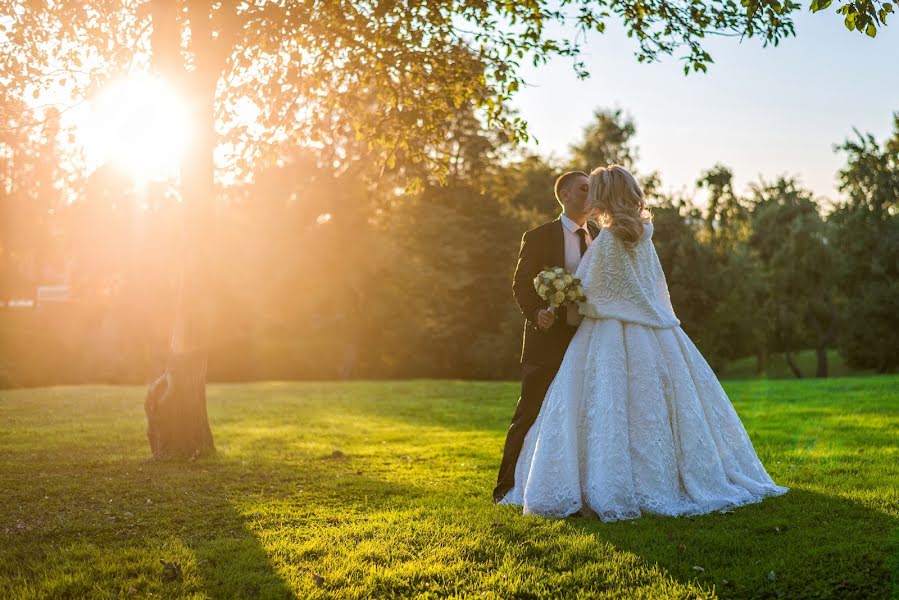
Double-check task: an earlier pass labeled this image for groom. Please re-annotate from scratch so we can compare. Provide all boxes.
[493,171,599,503]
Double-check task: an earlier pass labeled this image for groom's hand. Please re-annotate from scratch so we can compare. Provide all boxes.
[536,308,555,330]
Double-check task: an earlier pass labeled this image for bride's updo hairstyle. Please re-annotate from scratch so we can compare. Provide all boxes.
[587,164,650,248]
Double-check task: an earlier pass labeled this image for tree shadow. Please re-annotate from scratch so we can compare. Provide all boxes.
[0,450,424,598]
[562,488,897,599]
[4,382,895,598]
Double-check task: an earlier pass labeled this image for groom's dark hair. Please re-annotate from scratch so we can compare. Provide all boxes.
[554,171,589,205]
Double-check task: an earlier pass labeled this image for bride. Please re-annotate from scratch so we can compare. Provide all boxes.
[499,165,788,521]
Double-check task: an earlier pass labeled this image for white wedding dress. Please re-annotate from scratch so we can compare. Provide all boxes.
[500,222,788,521]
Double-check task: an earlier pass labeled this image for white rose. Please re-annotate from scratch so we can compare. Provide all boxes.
[552,291,565,305]
[539,285,550,296]
[545,271,557,281]
[553,279,565,290]
[554,267,564,275]
[566,289,577,301]
[563,273,573,285]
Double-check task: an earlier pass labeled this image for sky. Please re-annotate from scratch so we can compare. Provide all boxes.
[511,10,899,205]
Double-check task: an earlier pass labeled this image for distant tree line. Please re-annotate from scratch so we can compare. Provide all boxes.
[1,107,896,386]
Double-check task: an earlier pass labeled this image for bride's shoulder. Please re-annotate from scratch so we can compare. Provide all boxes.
[643,221,654,239]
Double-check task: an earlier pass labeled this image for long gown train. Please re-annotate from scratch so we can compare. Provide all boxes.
[500,223,788,520]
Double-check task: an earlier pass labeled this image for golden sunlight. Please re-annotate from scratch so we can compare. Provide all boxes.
[80,74,191,182]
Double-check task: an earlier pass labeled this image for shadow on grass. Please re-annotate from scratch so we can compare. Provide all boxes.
[562,487,898,599]
[3,380,897,598]
[0,451,423,599]
[3,449,896,599]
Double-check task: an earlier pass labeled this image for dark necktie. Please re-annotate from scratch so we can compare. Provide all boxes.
[576,228,588,258]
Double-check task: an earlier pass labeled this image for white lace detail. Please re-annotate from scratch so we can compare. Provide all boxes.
[501,224,788,520]
[576,223,680,328]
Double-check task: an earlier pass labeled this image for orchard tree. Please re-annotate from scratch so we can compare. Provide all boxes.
[569,108,638,171]
[750,177,837,378]
[498,153,561,221]
[1,0,890,458]
[830,115,899,372]
[697,164,750,248]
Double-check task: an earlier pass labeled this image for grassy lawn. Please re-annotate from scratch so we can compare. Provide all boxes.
[1,377,897,599]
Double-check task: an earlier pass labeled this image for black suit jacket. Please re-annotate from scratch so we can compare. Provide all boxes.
[512,218,600,367]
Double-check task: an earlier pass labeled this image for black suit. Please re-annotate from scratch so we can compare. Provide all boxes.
[493,217,600,502]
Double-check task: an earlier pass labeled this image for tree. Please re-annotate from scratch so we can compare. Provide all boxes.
[494,153,561,221]
[750,177,838,378]
[697,164,749,248]
[650,197,723,365]
[830,115,899,372]
[3,0,888,458]
[569,109,638,171]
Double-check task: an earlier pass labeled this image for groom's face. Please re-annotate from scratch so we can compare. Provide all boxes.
[563,175,590,214]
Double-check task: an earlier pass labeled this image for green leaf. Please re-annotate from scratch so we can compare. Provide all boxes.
[865,23,877,36]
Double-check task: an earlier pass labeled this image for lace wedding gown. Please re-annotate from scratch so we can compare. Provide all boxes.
[500,223,788,521]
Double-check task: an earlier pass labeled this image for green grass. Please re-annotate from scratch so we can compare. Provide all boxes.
[720,350,874,380]
[1,377,897,599]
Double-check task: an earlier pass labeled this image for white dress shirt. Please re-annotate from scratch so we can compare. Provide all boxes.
[559,213,593,325]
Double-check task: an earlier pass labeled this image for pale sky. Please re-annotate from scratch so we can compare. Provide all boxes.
[512,10,899,205]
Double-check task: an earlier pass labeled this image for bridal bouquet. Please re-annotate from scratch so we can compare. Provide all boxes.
[533,267,586,312]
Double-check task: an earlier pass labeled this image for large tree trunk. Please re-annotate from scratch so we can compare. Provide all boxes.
[144,0,220,459]
[145,348,214,458]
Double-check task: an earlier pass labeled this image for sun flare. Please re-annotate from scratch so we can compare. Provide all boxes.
[80,74,191,182]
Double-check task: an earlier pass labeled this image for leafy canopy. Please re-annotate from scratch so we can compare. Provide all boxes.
[1,0,890,182]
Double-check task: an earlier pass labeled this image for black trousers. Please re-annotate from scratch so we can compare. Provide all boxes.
[494,325,577,502]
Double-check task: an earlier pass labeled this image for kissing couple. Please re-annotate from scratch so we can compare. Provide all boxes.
[493,166,788,521]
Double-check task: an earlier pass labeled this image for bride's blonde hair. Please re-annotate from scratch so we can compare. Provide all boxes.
[587,165,651,247]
